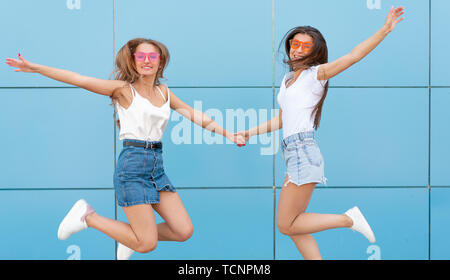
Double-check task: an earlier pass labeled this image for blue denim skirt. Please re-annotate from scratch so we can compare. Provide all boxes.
[281,131,327,187]
[113,139,176,207]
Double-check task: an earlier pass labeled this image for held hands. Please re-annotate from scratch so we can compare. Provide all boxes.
[234,130,251,147]
[5,53,38,73]
[226,131,247,147]
[384,6,405,33]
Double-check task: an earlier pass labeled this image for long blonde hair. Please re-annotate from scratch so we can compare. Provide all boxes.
[111,38,170,128]
[113,37,170,85]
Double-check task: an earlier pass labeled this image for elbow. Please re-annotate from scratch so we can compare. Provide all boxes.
[348,52,362,64]
[77,75,90,89]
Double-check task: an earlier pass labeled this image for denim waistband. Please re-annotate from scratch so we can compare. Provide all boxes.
[282,131,314,147]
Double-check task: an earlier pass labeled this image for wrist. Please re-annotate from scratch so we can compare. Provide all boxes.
[248,129,256,138]
[224,130,233,139]
[31,63,42,73]
[380,25,391,36]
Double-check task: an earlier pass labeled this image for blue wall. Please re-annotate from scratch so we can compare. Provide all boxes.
[0,0,448,260]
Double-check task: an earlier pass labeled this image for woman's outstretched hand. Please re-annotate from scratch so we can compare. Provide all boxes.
[384,6,405,33]
[5,53,38,73]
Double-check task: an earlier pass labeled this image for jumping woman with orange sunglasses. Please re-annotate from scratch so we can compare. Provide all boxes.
[237,6,404,259]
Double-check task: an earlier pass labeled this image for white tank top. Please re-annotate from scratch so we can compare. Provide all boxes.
[277,65,328,139]
[116,84,171,142]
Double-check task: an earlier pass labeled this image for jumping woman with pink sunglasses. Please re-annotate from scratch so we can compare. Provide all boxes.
[237,7,404,259]
[6,38,245,260]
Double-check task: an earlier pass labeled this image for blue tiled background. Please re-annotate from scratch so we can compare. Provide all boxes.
[1,0,447,260]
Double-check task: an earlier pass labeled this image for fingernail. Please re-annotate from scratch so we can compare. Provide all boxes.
[18,53,21,57]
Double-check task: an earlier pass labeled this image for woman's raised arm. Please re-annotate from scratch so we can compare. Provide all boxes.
[318,6,405,81]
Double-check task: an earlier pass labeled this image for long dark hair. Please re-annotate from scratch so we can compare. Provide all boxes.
[280,26,329,130]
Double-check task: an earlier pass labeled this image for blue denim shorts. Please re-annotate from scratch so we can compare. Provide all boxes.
[281,131,327,187]
[113,139,176,207]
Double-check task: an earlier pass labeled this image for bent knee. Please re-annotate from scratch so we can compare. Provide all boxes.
[277,222,292,236]
[135,239,157,253]
[175,225,194,242]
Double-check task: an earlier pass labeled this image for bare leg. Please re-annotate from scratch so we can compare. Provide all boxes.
[152,191,193,242]
[277,175,353,260]
[112,192,192,243]
[290,234,322,260]
[114,191,193,260]
[85,204,158,253]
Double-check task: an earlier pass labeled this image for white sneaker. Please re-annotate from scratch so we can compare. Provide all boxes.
[344,206,376,243]
[117,243,134,260]
[57,199,90,240]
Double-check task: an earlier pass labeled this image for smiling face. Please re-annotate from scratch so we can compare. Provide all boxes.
[289,33,314,61]
[133,43,161,76]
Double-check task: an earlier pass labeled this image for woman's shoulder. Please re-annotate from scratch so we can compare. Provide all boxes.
[112,83,133,99]
[158,83,169,91]
[157,84,171,100]
[306,64,322,73]
[306,65,328,87]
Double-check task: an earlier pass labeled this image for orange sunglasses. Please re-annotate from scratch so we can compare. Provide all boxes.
[290,39,313,52]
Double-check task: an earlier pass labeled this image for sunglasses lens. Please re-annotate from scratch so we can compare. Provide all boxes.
[134,53,145,61]
[303,43,312,51]
[291,40,300,49]
[149,53,159,60]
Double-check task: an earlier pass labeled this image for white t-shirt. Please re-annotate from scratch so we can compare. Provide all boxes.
[116,84,171,142]
[277,65,328,140]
